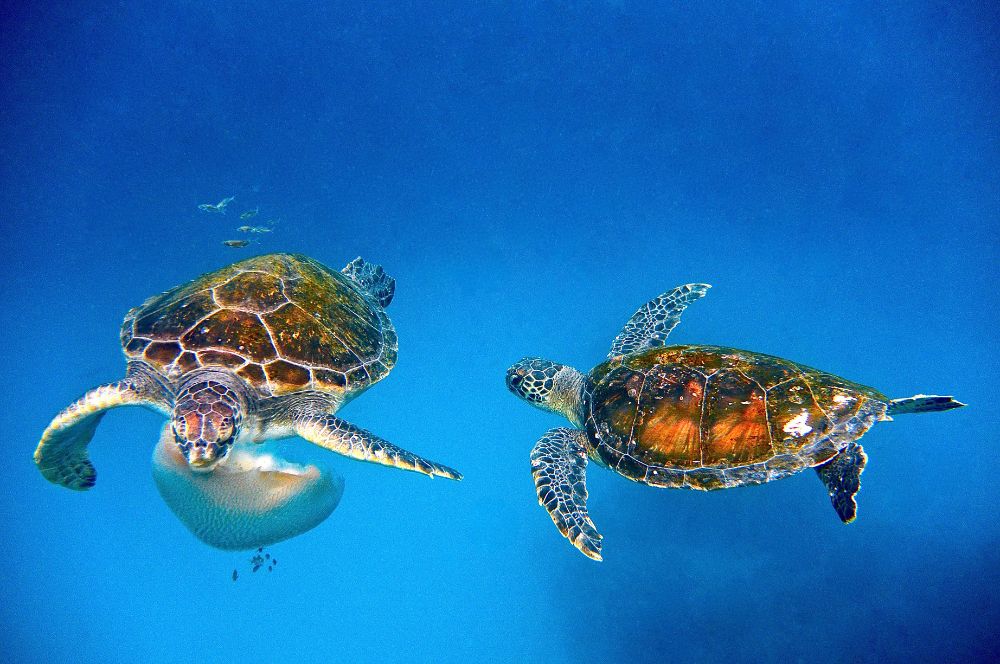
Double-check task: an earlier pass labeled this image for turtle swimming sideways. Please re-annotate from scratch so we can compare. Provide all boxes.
[35,253,462,548]
[506,284,965,561]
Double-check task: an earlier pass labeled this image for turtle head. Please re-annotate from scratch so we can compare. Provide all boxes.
[506,358,586,427]
[171,378,245,472]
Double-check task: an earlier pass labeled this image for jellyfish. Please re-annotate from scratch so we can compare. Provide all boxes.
[152,425,344,550]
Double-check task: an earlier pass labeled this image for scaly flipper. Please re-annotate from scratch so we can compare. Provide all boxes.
[608,283,711,358]
[815,442,867,523]
[35,377,169,490]
[530,427,603,561]
[341,256,396,307]
[294,413,462,480]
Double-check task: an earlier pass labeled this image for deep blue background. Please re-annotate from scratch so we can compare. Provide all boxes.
[1,2,997,662]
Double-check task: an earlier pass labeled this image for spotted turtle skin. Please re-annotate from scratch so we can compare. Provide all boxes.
[584,345,890,490]
[120,254,397,398]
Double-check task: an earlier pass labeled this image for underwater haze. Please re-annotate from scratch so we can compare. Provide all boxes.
[1,2,997,662]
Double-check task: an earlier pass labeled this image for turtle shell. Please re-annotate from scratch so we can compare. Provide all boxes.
[584,345,889,490]
[120,254,397,396]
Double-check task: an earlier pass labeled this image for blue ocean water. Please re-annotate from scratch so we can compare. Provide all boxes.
[1,2,997,662]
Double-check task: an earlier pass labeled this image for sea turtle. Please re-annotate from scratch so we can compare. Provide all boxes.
[505,284,965,561]
[36,253,461,544]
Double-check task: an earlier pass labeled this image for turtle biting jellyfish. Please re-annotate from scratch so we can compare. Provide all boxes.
[35,253,462,550]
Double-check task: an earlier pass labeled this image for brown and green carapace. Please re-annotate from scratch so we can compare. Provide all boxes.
[586,345,888,490]
[121,253,396,397]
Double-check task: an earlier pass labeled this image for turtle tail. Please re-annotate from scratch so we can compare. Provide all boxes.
[888,394,966,415]
[341,257,395,307]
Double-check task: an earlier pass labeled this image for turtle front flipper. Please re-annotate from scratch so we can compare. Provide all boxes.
[36,378,169,490]
[608,283,711,358]
[294,413,462,480]
[530,428,603,561]
[815,442,868,523]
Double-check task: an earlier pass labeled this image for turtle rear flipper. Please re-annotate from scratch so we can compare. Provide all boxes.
[815,442,867,523]
[35,379,168,490]
[608,283,711,358]
[341,256,395,307]
[889,394,966,415]
[530,428,603,561]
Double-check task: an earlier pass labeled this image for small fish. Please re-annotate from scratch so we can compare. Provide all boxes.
[198,196,235,214]
[252,564,261,573]
[236,225,253,232]
[239,207,259,220]
[232,569,238,582]
[223,239,250,248]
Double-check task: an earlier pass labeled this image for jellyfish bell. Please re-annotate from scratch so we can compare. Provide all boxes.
[152,425,344,550]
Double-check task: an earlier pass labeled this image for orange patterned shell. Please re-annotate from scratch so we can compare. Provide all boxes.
[120,254,396,397]
[585,345,888,489]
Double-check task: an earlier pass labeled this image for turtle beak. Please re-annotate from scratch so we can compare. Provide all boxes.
[172,425,230,472]
[186,446,221,472]
[505,362,528,395]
